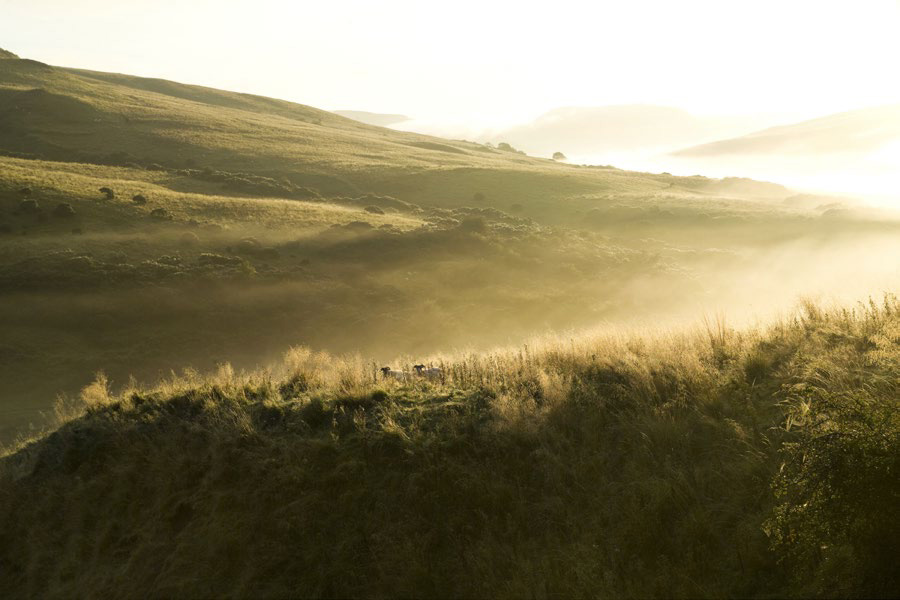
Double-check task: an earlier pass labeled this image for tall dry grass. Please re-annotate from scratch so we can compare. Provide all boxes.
[0,296,896,598]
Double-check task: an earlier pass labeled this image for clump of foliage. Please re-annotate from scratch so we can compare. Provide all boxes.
[99,186,115,200]
[766,299,900,598]
[495,141,525,155]
[52,202,75,217]
[132,194,147,205]
[552,151,567,160]
[183,168,320,200]
[17,198,39,214]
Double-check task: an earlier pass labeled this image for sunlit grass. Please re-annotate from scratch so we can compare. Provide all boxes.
[1,296,896,598]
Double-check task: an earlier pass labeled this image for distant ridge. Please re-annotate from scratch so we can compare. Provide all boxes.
[0,48,20,59]
[672,104,900,157]
[491,105,769,157]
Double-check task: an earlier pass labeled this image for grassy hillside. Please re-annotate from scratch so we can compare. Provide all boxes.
[4,151,899,442]
[0,46,897,598]
[334,110,410,127]
[2,48,900,443]
[0,51,791,218]
[1,297,897,598]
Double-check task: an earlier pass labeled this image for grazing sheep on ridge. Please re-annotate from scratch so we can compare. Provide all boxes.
[380,366,409,381]
[413,364,442,380]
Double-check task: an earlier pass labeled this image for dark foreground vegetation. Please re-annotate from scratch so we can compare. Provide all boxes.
[1,298,897,599]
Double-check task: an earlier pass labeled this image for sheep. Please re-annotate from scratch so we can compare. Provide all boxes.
[413,364,442,380]
[380,366,409,381]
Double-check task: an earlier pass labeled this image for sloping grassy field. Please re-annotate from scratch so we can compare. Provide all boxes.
[1,298,897,598]
[0,47,898,598]
[3,48,900,443]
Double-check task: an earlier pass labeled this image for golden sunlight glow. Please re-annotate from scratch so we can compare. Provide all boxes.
[4,0,900,124]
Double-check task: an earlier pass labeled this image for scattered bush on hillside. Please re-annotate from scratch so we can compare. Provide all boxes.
[496,142,526,155]
[17,199,39,214]
[339,193,419,213]
[149,208,170,220]
[197,253,243,267]
[132,194,148,205]
[348,221,374,230]
[457,216,487,233]
[236,238,261,254]
[181,168,320,200]
[99,187,115,200]
[180,232,200,245]
[552,151,567,161]
[52,203,75,218]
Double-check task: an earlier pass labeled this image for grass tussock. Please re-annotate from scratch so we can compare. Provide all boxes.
[1,297,897,599]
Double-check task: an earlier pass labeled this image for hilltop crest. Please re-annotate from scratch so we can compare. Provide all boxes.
[0,48,20,59]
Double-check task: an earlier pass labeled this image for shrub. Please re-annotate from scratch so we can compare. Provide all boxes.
[149,208,170,220]
[198,253,242,267]
[457,216,487,233]
[53,203,76,218]
[497,142,525,154]
[552,151,567,160]
[768,378,900,597]
[180,232,200,245]
[18,199,39,214]
[132,194,148,205]
[236,238,261,254]
[99,187,115,200]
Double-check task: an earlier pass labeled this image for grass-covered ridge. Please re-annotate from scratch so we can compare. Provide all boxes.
[2,297,897,598]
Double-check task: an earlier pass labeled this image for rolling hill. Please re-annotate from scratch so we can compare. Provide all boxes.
[487,105,769,158]
[0,47,898,599]
[0,50,791,221]
[3,47,900,445]
[673,104,900,158]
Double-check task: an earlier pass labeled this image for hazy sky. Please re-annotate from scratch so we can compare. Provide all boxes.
[4,0,900,126]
